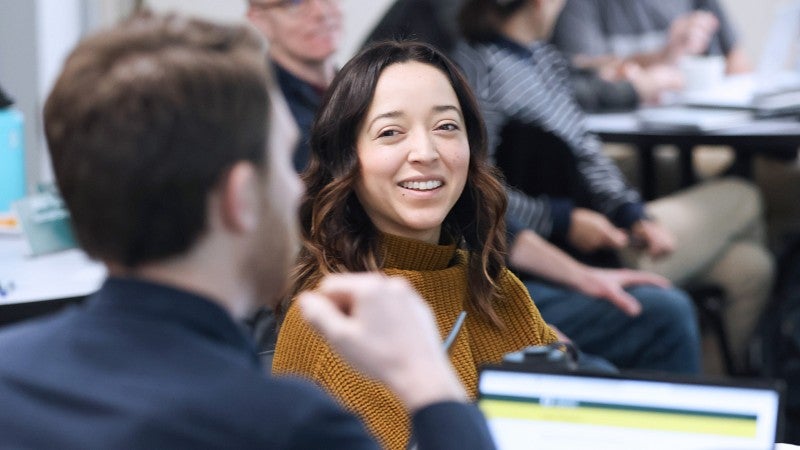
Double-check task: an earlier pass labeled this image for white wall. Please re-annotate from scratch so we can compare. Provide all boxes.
[145,0,247,22]
[338,0,394,60]
[0,0,84,190]
[35,0,84,185]
[721,0,792,64]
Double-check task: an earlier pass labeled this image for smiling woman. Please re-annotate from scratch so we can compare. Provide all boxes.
[354,61,470,245]
[272,40,558,450]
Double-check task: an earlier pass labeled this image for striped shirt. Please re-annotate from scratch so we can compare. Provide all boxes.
[452,36,644,238]
[551,0,737,60]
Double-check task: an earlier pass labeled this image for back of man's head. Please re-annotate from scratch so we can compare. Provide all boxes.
[44,13,269,268]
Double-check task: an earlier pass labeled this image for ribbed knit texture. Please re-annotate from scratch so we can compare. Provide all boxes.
[273,233,557,450]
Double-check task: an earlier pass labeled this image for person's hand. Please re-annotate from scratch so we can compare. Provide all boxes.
[298,273,466,412]
[568,208,629,253]
[622,63,685,104]
[573,54,626,81]
[547,323,572,343]
[667,11,719,61]
[631,219,675,258]
[574,267,672,316]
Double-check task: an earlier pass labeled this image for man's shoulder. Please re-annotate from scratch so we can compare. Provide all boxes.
[0,310,366,448]
[219,375,374,448]
[0,308,79,362]
[0,370,362,448]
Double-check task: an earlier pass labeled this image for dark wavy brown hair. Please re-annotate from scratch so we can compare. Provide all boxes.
[290,41,508,327]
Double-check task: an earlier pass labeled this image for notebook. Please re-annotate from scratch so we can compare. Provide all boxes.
[478,365,782,450]
[680,1,800,112]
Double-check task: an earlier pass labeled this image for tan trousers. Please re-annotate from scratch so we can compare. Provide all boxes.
[620,178,775,368]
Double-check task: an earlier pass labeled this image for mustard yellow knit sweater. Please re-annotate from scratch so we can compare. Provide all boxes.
[273,233,557,450]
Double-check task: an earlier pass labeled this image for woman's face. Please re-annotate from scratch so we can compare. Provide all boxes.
[354,61,470,244]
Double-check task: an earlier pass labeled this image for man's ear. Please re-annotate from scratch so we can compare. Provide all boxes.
[220,161,260,233]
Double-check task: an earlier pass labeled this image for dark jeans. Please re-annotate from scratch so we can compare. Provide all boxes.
[526,281,702,374]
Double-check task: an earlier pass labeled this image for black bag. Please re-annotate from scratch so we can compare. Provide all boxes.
[754,234,800,443]
[0,84,12,108]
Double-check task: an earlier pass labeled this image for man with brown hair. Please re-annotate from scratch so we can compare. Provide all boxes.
[0,13,494,449]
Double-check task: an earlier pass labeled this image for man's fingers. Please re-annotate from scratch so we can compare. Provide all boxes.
[313,273,387,310]
[298,291,354,341]
[317,273,384,294]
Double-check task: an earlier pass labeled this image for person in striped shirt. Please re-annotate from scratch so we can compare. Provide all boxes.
[453,0,772,373]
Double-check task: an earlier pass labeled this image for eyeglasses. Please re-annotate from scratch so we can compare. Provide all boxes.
[250,0,336,16]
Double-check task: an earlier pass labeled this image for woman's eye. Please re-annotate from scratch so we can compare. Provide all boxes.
[438,123,459,131]
[378,129,400,138]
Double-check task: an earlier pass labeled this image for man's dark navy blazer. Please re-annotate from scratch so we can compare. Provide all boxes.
[0,277,494,449]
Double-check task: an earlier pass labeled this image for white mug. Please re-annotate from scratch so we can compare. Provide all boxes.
[680,55,726,92]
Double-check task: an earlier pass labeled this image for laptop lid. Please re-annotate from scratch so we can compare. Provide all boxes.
[478,365,782,450]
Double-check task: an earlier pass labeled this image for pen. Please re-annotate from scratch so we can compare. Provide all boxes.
[406,311,467,450]
[443,311,467,353]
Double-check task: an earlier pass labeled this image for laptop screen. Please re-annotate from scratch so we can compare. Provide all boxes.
[478,367,781,450]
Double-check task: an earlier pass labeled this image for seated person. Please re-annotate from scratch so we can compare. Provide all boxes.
[551,0,750,108]
[273,40,557,450]
[0,14,494,449]
[551,0,800,252]
[551,0,750,109]
[452,0,772,371]
[361,0,675,111]
[552,0,750,75]
[245,0,341,172]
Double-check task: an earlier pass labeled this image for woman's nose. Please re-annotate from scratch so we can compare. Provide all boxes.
[407,131,439,163]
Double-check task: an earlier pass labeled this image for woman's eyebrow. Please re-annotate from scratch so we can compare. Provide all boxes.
[432,105,460,114]
[367,110,402,130]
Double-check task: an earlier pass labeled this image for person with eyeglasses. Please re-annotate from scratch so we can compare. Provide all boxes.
[246,0,341,173]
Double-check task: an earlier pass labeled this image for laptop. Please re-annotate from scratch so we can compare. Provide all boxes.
[680,1,800,113]
[478,365,783,450]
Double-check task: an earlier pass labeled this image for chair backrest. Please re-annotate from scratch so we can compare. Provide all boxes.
[246,308,278,371]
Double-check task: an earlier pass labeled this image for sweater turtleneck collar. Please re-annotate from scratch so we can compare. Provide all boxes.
[379,233,459,272]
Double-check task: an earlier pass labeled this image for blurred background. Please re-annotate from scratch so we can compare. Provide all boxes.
[0,0,790,193]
